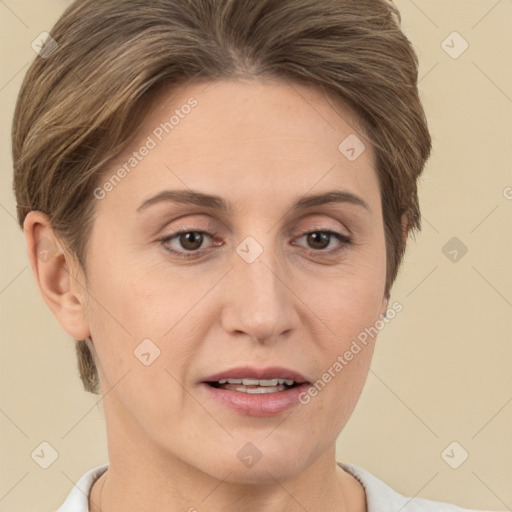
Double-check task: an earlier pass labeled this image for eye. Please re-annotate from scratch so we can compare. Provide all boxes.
[294,230,351,255]
[160,230,217,259]
[159,229,351,260]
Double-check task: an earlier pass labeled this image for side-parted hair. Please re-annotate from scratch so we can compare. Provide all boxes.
[12,0,432,394]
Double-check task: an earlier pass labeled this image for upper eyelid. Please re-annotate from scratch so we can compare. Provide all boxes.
[159,212,351,235]
[161,225,350,241]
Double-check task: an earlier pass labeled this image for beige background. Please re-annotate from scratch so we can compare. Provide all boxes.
[1,1,511,511]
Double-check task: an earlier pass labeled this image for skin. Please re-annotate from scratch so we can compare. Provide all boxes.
[24,78,395,512]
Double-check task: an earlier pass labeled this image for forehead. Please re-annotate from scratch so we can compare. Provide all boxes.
[95,78,379,216]
[145,77,370,152]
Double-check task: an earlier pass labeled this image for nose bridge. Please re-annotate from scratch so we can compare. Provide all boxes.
[223,230,297,342]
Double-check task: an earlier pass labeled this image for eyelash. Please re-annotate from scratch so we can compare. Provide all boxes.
[159,229,351,260]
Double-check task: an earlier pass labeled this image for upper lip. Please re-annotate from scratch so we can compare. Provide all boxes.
[202,366,310,384]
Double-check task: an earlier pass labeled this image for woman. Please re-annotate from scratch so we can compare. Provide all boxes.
[12,0,490,510]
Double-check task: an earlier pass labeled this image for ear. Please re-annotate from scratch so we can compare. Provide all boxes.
[400,211,409,253]
[380,211,409,318]
[23,210,91,340]
[380,295,389,319]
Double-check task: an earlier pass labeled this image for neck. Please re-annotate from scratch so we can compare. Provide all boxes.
[90,451,366,512]
[88,401,366,512]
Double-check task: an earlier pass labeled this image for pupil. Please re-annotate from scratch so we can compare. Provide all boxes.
[308,232,328,249]
[181,232,202,250]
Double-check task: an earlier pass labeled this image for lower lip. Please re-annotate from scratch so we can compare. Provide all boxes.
[200,382,311,417]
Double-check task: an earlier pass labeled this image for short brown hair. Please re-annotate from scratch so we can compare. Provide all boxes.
[12,0,432,394]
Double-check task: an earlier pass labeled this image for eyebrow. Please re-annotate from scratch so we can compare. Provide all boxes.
[136,189,370,213]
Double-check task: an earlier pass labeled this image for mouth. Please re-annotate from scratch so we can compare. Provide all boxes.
[202,365,310,393]
[200,366,311,416]
[205,378,301,394]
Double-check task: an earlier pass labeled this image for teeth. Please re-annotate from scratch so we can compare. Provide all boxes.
[242,378,261,386]
[233,385,285,394]
[259,379,279,386]
[218,378,296,386]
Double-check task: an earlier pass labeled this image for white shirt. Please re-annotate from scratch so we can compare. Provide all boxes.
[56,462,490,511]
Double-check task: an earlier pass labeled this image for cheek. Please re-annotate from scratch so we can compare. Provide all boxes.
[300,243,385,417]
[84,253,205,407]
[305,251,386,339]
[85,241,175,337]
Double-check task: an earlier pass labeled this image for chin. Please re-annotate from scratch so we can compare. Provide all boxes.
[201,447,312,485]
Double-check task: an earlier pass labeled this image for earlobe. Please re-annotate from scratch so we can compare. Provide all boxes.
[400,211,409,253]
[380,296,389,319]
[23,211,91,340]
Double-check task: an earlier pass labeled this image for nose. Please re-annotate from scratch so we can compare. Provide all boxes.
[220,241,299,345]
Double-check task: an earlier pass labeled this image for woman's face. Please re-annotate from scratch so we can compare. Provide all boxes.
[80,78,388,482]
